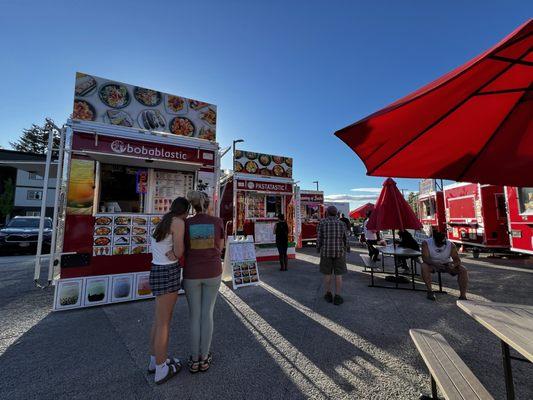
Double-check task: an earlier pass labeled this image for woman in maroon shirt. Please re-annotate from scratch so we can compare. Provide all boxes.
[183,190,224,373]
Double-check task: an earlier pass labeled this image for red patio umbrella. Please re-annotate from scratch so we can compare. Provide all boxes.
[349,203,374,219]
[335,20,533,187]
[366,178,422,233]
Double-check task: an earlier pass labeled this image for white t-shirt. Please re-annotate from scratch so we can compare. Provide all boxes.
[363,219,377,241]
[424,238,453,264]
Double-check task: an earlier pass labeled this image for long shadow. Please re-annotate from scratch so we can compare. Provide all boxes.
[255,249,532,399]
[225,280,424,398]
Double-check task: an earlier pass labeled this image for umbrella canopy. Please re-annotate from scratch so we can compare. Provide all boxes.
[335,19,533,187]
[366,178,422,231]
[349,203,374,219]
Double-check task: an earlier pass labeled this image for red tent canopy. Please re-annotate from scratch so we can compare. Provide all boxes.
[366,178,422,231]
[349,203,374,219]
[335,20,533,187]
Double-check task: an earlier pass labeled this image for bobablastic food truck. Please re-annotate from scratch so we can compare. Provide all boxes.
[219,150,296,262]
[53,73,220,311]
[504,186,533,255]
[443,182,509,250]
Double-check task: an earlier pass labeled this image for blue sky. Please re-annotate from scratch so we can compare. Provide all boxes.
[0,1,529,208]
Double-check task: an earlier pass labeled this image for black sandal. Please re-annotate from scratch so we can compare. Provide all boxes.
[188,357,200,374]
[199,352,213,372]
[155,363,178,385]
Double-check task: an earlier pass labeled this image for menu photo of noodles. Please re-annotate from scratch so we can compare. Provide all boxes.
[234,150,293,178]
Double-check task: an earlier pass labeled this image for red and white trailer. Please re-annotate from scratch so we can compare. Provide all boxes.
[417,179,446,235]
[40,73,220,311]
[298,190,324,245]
[220,150,296,262]
[504,186,533,255]
[443,182,509,250]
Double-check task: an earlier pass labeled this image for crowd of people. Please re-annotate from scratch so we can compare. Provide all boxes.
[148,195,469,384]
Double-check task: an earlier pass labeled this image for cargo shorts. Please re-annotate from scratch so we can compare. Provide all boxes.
[319,255,347,275]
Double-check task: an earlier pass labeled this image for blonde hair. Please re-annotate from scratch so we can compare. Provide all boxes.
[187,190,210,213]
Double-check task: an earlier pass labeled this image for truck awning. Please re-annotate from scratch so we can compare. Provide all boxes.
[0,161,58,176]
[80,151,204,172]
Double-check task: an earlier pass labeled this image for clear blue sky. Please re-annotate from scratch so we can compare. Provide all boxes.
[0,1,529,208]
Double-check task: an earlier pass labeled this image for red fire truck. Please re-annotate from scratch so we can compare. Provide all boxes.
[504,187,533,255]
[417,179,446,235]
[443,182,509,250]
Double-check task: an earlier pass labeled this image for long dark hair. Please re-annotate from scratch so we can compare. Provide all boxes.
[152,197,190,242]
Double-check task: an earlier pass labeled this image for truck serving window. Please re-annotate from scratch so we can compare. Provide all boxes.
[266,195,283,218]
[99,164,144,213]
[518,187,533,215]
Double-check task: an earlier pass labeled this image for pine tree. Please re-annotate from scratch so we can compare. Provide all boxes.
[9,119,61,154]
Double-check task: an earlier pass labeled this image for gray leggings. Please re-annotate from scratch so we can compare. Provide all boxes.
[183,275,221,359]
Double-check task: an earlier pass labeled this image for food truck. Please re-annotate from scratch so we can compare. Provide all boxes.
[50,73,220,311]
[504,186,533,255]
[443,182,509,250]
[220,150,296,262]
[298,190,324,245]
[417,179,446,235]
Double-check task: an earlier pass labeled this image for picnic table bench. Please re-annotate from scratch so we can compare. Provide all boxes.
[410,329,494,400]
[457,300,533,399]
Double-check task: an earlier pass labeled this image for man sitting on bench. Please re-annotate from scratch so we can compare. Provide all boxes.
[421,230,469,301]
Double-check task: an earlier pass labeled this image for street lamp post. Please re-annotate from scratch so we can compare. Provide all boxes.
[313,181,319,191]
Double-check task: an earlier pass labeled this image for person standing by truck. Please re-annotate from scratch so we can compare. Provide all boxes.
[363,210,380,262]
[273,214,289,271]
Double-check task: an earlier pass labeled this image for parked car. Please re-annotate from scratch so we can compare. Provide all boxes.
[0,216,52,254]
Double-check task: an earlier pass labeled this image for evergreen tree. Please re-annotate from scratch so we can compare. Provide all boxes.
[10,119,61,154]
[407,191,419,215]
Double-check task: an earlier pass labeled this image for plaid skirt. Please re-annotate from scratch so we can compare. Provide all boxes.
[149,262,181,296]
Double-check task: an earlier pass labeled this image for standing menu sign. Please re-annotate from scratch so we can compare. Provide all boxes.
[222,236,260,289]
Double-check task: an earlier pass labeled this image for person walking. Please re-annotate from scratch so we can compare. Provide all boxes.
[273,214,289,271]
[317,205,348,305]
[363,210,380,262]
[148,197,190,384]
[183,190,224,373]
[339,213,351,236]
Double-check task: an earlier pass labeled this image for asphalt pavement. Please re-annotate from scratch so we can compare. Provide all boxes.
[0,246,532,399]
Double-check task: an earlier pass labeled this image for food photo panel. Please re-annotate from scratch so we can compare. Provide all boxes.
[54,278,84,311]
[83,276,110,306]
[111,274,134,302]
[135,273,154,299]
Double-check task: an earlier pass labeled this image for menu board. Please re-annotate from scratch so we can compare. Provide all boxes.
[153,170,194,213]
[246,193,266,219]
[223,236,260,290]
[254,221,276,244]
[92,214,162,256]
[73,72,217,141]
[234,150,292,178]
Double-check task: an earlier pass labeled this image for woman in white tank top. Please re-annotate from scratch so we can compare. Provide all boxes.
[148,197,189,385]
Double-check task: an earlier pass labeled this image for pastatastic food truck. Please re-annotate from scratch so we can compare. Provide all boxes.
[443,182,509,250]
[298,190,324,245]
[504,186,533,255]
[219,150,296,262]
[50,73,220,311]
[417,179,446,235]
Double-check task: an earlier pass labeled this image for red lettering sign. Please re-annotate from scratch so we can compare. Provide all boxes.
[300,194,324,203]
[236,179,292,193]
[72,132,215,166]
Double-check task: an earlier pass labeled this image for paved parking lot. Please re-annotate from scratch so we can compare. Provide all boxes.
[0,247,532,399]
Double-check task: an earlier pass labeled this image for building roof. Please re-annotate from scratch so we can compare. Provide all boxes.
[0,149,47,161]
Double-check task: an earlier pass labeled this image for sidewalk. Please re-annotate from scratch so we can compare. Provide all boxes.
[0,249,531,399]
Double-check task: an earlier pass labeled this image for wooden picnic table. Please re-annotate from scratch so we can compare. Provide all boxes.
[457,300,533,400]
